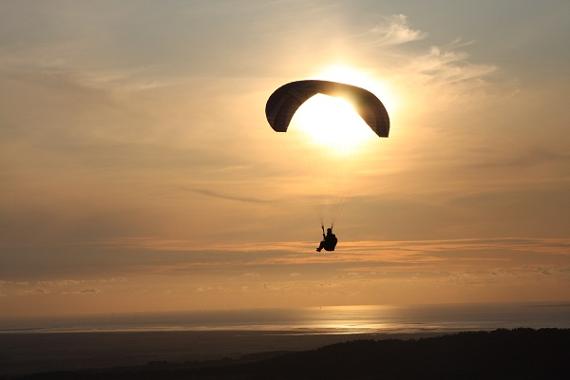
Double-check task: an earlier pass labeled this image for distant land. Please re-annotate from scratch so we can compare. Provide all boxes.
[5,329,569,379]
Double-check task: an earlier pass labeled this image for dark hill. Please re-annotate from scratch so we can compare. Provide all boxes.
[12,328,570,379]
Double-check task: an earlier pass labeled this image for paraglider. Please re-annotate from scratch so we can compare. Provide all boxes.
[316,226,338,252]
[265,80,391,252]
[265,80,390,138]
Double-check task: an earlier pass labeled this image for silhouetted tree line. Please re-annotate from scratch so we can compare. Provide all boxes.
[10,328,570,380]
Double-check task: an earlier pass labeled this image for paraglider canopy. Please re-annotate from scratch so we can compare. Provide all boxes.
[265,80,390,138]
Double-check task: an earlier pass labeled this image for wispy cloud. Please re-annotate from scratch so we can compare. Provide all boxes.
[352,14,498,98]
[187,188,274,204]
[366,14,426,46]
[0,278,123,297]
[95,236,570,268]
[413,46,497,86]
[468,147,570,169]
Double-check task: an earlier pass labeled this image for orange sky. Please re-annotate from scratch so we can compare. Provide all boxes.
[1,1,569,317]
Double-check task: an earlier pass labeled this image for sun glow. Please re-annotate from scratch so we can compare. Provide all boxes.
[316,64,397,113]
[292,64,397,155]
[293,95,376,155]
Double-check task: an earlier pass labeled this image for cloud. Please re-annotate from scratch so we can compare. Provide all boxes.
[415,46,497,85]
[363,15,497,95]
[351,14,496,93]
[468,147,570,169]
[90,236,570,274]
[366,14,426,46]
[78,288,100,294]
[187,188,274,204]
[0,278,118,297]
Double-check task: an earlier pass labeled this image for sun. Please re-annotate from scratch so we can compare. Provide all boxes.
[292,95,376,155]
[291,64,397,156]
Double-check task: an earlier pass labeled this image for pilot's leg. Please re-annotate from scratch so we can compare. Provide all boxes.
[316,241,325,252]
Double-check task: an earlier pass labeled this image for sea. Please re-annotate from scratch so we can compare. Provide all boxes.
[1,302,569,335]
[1,303,569,375]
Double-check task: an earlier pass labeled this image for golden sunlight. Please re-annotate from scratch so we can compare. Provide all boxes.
[315,64,398,113]
[291,64,398,156]
[292,95,376,155]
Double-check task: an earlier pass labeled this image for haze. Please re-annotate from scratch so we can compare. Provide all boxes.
[1,0,569,317]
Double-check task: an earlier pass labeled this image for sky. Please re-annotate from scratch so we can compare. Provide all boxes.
[1,0,569,317]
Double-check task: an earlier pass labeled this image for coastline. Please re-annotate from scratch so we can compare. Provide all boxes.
[2,328,569,379]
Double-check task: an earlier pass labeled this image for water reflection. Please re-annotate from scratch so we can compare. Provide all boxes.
[1,303,569,334]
